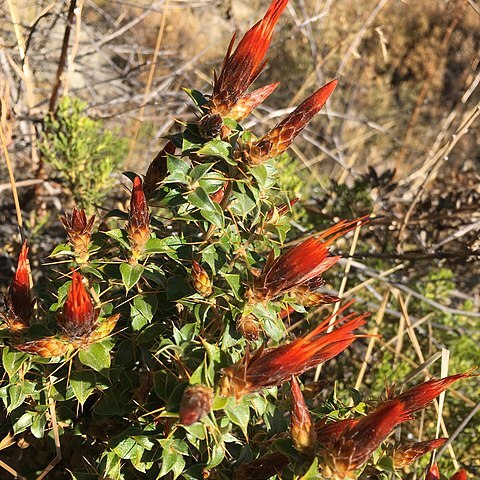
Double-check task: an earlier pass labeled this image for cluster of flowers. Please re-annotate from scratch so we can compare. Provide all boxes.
[1,0,475,477]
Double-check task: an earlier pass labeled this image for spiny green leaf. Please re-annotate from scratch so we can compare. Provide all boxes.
[70,370,96,405]
[120,262,144,293]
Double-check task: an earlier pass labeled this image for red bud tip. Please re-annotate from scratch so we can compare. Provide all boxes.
[58,271,97,339]
[3,240,34,332]
[211,0,289,119]
[426,463,441,480]
[290,376,316,451]
[450,469,468,480]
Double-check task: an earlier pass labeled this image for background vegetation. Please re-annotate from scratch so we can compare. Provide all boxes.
[0,0,479,478]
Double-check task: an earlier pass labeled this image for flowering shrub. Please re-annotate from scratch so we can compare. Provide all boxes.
[0,0,476,478]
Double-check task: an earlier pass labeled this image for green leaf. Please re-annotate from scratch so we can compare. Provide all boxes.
[206,441,225,469]
[2,347,28,378]
[144,237,174,255]
[8,384,26,411]
[120,262,144,293]
[197,140,232,162]
[300,458,319,479]
[13,411,34,435]
[104,229,130,249]
[31,410,47,438]
[225,398,250,439]
[133,294,158,321]
[166,155,190,183]
[222,273,242,300]
[158,439,187,479]
[183,88,208,107]
[189,163,215,183]
[188,187,224,228]
[70,370,96,405]
[78,342,111,373]
[99,452,122,480]
[49,242,73,257]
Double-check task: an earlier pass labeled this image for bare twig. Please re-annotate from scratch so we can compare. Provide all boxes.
[49,0,78,112]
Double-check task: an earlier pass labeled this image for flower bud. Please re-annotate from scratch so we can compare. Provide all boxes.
[290,376,316,451]
[3,241,34,333]
[391,438,447,468]
[60,206,95,263]
[15,336,69,358]
[191,260,213,297]
[126,176,150,260]
[236,314,260,341]
[58,271,98,339]
[426,463,440,480]
[450,469,468,480]
[198,113,223,140]
[179,385,214,425]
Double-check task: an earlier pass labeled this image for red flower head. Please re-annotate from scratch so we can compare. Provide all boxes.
[388,371,475,424]
[450,469,468,480]
[252,215,370,301]
[3,241,34,332]
[58,271,98,339]
[290,375,316,451]
[322,399,405,479]
[391,438,447,468]
[210,0,289,120]
[143,141,176,199]
[179,385,214,426]
[220,302,368,398]
[426,463,441,480]
[126,175,151,259]
[240,79,338,165]
[315,417,360,447]
[60,206,95,263]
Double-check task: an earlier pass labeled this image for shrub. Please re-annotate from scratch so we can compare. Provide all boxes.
[1,1,475,479]
[39,96,128,211]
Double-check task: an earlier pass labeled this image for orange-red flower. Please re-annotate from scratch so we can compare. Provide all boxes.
[315,417,360,446]
[179,385,214,425]
[450,469,468,480]
[144,140,176,199]
[391,438,447,468]
[252,215,370,301]
[209,0,289,120]
[240,79,338,165]
[426,463,441,480]
[220,302,368,398]
[3,241,34,332]
[321,399,405,479]
[290,375,316,451]
[126,175,151,259]
[60,206,95,263]
[386,371,475,424]
[58,271,98,339]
